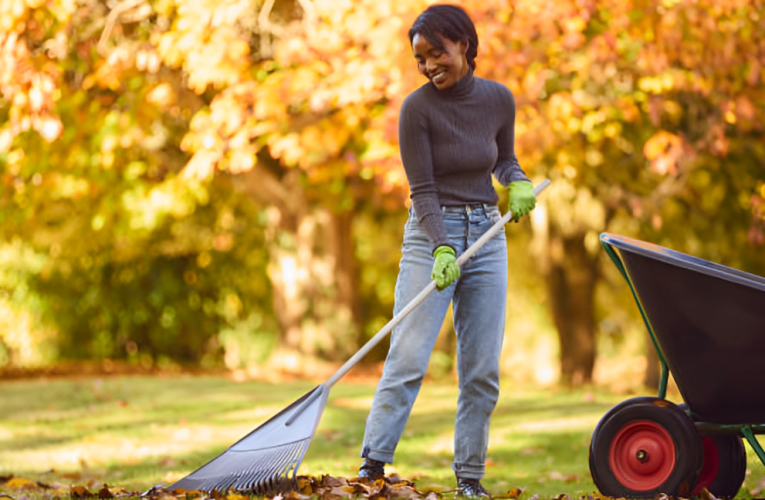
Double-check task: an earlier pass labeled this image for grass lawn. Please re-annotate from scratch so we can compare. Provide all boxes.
[1,375,764,498]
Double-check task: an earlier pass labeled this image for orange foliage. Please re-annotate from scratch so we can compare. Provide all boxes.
[1,0,763,203]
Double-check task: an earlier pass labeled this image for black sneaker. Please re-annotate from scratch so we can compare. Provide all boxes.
[358,458,385,480]
[456,477,491,498]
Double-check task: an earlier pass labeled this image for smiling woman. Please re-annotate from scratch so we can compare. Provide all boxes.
[356,4,538,498]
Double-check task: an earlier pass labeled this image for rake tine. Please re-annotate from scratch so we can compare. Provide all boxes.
[263,443,301,491]
[272,440,305,480]
[232,460,262,492]
[207,476,234,493]
[237,458,273,493]
[282,441,304,477]
[248,452,286,494]
[244,445,293,492]
[213,468,238,492]
[289,440,309,477]
[231,452,268,491]
[272,442,299,479]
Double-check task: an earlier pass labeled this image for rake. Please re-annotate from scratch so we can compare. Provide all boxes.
[167,179,551,495]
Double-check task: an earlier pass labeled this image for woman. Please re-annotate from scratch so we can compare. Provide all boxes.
[358,4,536,498]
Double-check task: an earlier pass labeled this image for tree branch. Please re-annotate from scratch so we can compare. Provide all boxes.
[97,0,147,56]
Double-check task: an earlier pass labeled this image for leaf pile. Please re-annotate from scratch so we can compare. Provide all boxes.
[147,475,453,500]
[0,475,139,500]
[0,474,725,500]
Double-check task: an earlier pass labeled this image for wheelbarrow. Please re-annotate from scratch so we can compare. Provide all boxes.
[590,233,765,498]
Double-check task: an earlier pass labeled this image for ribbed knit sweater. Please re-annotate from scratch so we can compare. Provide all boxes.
[399,68,530,250]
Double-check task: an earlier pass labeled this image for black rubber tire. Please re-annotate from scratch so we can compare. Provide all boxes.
[695,434,747,499]
[676,403,747,499]
[589,397,703,498]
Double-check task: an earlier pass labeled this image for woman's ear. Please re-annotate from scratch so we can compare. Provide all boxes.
[459,39,468,55]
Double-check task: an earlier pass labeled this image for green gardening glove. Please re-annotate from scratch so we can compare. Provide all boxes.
[431,245,460,290]
[507,180,536,222]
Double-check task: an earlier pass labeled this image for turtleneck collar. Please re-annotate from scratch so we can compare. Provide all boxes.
[431,66,475,98]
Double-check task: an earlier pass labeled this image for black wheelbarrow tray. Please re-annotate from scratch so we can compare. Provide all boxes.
[590,233,765,499]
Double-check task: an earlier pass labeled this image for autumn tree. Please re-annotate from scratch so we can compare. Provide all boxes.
[476,0,765,384]
[1,0,763,385]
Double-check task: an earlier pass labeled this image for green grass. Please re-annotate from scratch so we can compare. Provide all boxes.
[1,375,764,498]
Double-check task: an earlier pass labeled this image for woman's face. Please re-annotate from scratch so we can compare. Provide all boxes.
[412,33,468,91]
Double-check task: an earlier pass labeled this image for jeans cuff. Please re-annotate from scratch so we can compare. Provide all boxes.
[361,445,395,464]
[452,462,485,480]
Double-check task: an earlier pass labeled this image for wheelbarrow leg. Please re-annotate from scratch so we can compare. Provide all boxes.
[743,426,765,465]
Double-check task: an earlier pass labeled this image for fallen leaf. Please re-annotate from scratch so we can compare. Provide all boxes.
[328,486,354,498]
[5,478,37,490]
[70,485,94,498]
[225,494,249,500]
[493,487,525,499]
[321,476,349,488]
[98,484,114,499]
[698,489,719,500]
[386,475,407,485]
[284,491,310,500]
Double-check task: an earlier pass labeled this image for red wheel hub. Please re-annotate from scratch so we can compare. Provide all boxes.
[609,420,676,490]
[692,436,720,495]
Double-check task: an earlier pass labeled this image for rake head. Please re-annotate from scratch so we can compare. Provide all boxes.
[168,385,329,495]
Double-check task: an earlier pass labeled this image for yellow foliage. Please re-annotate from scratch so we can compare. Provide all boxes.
[643,131,681,161]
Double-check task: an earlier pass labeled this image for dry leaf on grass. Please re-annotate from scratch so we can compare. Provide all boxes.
[70,485,95,498]
[98,484,114,499]
[493,487,525,499]
[4,479,36,490]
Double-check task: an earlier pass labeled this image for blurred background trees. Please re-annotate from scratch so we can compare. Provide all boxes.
[1,0,763,387]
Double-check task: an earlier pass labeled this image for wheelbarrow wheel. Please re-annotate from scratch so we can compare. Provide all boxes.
[677,403,747,499]
[589,397,703,498]
[692,434,747,498]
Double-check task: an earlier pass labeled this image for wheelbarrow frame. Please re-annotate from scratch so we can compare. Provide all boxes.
[600,233,765,466]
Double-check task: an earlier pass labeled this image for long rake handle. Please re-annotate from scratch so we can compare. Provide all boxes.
[324,179,551,389]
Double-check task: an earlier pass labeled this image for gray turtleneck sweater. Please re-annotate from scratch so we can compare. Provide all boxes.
[399,69,530,250]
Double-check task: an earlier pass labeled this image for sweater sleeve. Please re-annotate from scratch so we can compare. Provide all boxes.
[399,94,451,251]
[493,88,531,187]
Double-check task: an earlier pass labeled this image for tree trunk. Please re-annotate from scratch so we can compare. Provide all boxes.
[530,184,605,387]
[546,231,599,386]
[233,166,362,367]
[644,329,661,389]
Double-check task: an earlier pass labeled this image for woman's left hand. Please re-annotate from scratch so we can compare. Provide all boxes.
[507,181,536,222]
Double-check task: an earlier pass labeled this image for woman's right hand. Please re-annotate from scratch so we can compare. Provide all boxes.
[431,246,460,290]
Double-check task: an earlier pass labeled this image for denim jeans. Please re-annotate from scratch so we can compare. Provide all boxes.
[361,204,508,480]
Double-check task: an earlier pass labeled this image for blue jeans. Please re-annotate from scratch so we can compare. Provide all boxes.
[361,204,508,480]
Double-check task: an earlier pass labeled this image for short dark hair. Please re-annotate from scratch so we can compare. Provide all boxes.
[408,5,479,70]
